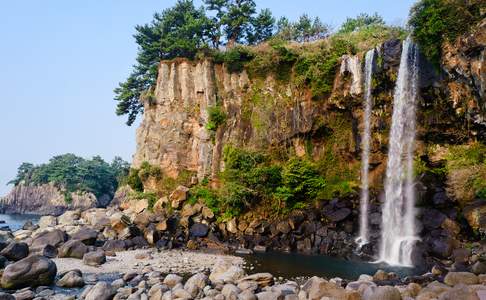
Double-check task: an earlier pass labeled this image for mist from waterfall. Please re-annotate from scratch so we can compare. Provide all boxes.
[378,36,420,266]
[356,49,375,248]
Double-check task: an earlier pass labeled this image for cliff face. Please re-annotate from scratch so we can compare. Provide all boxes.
[0,184,98,216]
[133,20,485,188]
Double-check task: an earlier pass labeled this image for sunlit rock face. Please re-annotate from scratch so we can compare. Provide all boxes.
[0,183,98,216]
[132,57,364,182]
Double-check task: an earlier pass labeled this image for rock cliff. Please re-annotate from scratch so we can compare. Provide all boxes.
[0,184,99,216]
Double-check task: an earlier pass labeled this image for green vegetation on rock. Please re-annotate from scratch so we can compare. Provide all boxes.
[9,154,129,202]
[409,0,484,67]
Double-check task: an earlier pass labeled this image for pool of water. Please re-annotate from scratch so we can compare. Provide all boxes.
[0,213,40,231]
[241,252,423,281]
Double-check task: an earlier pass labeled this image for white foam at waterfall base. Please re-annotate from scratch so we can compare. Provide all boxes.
[356,49,375,249]
[378,36,420,266]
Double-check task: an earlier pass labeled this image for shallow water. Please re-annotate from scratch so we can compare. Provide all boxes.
[241,252,422,280]
[0,213,40,231]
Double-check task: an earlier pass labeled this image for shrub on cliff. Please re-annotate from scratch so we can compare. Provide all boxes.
[409,0,484,67]
[446,142,486,205]
[9,154,129,202]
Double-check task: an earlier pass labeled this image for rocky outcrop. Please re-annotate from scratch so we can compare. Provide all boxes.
[0,183,98,215]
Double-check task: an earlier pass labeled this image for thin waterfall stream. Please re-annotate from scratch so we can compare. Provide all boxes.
[378,36,420,266]
[356,49,375,248]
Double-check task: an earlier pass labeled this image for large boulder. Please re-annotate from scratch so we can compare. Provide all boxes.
[58,240,88,259]
[444,272,479,286]
[57,210,80,225]
[102,240,127,252]
[1,255,57,289]
[362,285,401,300]
[83,250,106,266]
[81,209,110,228]
[0,242,29,261]
[38,216,57,229]
[70,227,98,245]
[170,186,189,209]
[463,200,486,233]
[302,276,357,300]
[30,229,67,250]
[84,282,115,300]
[189,223,209,238]
[56,269,84,288]
[209,259,246,284]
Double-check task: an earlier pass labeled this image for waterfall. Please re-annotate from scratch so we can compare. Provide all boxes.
[378,36,420,266]
[356,49,375,248]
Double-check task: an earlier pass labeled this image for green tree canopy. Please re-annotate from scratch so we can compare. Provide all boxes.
[409,0,484,67]
[9,154,130,201]
[114,0,212,125]
[338,13,385,33]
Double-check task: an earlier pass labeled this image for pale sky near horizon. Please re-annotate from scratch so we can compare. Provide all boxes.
[0,0,417,196]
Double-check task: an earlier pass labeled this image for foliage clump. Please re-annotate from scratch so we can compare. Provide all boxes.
[9,154,129,202]
[409,0,484,67]
[445,142,486,204]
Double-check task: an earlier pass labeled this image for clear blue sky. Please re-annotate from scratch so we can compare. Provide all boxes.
[0,0,416,196]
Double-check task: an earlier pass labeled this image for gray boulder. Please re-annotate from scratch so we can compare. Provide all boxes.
[56,269,84,288]
[58,240,88,259]
[83,250,106,266]
[0,292,15,300]
[84,282,115,300]
[31,229,67,250]
[70,228,98,245]
[0,242,29,261]
[0,255,57,289]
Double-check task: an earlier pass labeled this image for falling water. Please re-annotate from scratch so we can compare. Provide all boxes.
[356,49,375,249]
[378,36,420,266]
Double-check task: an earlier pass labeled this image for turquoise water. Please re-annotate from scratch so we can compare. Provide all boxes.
[0,213,40,231]
[242,252,422,280]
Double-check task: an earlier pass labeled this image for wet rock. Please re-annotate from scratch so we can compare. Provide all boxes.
[56,270,84,288]
[190,223,209,238]
[70,228,98,245]
[13,288,34,300]
[382,39,402,69]
[1,255,57,289]
[83,250,106,266]
[324,208,351,222]
[444,272,479,286]
[0,242,29,261]
[422,209,447,230]
[84,282,115,300]
[0,293,14,300]
[58,240,88,259]
[22,221,38,231]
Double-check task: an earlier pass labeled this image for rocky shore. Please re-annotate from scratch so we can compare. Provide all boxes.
[0,201,482,300]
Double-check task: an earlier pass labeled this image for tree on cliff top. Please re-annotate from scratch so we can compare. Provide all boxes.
[114,0,212,126]
[9,154,130,201]
[115,0,277,126]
